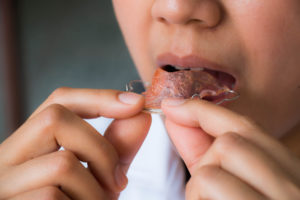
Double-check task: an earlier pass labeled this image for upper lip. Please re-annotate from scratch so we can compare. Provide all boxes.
[156,53,232,74]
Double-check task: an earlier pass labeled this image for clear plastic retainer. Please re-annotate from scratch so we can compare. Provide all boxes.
[126,80,240,114]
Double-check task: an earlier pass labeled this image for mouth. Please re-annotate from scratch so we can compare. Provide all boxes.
[156,53,238,91]
[131,53,240,108]
[160,64,237,91]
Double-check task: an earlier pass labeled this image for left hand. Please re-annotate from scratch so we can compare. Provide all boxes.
[161,98,300,200]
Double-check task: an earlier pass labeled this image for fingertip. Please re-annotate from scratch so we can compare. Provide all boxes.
[98,91,145,119]
[117,92,146,117]
[161,98,187,107]
[118,92,144,105]
[162,99,199,128]
[161,98,186,120]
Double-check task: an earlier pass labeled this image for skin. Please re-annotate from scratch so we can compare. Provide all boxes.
[112,0,300,199]
[113,0,300,138]
[0,89,151,199]
[0,0,299,199]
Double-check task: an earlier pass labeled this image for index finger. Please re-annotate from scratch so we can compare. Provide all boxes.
[30,87,145,120]
[162,98,268,144]
[161,98,296,173]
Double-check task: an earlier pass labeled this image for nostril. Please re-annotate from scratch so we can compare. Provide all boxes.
[157,17,167,23]
[152,0,223,28]
[187,19,206,26]
[152,0,195,25]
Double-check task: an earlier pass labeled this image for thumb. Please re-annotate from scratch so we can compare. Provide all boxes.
[104,112,152,172]
[165,118,213,173]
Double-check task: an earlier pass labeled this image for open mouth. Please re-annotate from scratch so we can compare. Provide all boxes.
[161,65,236,91]
[135,63,238,110]
[125,64,239,113]
[152,64,238,105]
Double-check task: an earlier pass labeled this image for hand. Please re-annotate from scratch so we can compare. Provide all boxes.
[0,87,151,200]
[162,99,300,200]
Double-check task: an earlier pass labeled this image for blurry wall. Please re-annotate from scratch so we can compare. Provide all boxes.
[0,11,5,142]
[1,0,139,142]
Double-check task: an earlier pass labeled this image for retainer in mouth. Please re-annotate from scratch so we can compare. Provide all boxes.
[126,65,239,114]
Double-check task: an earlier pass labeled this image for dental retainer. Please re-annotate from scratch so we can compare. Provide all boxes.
[126,67,240,114]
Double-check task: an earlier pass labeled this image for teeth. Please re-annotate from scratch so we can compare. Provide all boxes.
[174,65,204,71]
[174,65,186,70]
[191,67,204,71]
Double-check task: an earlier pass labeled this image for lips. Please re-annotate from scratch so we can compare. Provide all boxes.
[156,53,237,90]
[142,58,238,109]
[130,52,240,109]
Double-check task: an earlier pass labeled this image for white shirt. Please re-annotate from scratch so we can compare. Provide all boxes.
[86,114,185,200]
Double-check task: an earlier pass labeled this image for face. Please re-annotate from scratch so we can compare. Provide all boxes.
[112,0,300,138]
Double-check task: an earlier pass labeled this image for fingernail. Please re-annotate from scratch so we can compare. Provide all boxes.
[118,92,142,105]
[115,165,128,190]
[162,98,187,106]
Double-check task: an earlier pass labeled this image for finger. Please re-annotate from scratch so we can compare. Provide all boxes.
[104,112,152,172]
[0,104,121,193]
[162,98,266,140]
[0,151,107,200]
[7,186,71,200]
[165,118,213,169]
[195,132,300,200]
[162,98,300,176]
[186,165,266,200]
[30,88,144,119]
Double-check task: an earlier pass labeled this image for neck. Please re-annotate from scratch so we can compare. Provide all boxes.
[280,123,300,158]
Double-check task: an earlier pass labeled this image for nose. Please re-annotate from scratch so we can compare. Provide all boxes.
[152,0,222,28]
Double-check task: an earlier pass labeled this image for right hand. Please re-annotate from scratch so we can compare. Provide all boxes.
[0,87,152,200]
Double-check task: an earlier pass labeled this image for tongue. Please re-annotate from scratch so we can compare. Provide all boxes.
[143,67,234,109]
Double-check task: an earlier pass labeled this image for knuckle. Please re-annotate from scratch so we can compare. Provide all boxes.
[40,186,63,200]
[50,151,78,177]
[194,165,222,183]
[186,165,221,199]
[214,132,244,156]
[48,87,71,103]
[40,104,67,130]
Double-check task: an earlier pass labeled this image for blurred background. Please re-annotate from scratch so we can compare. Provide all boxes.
[0,0,139,142]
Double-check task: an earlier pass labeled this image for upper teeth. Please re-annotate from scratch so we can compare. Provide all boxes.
[191,68,204,71]
[174,65,204,71]
[174,66,186,70]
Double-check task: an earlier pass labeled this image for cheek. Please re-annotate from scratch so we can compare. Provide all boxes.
[231,1,300,89]
[112,0,155,82]
[229,0,300,136]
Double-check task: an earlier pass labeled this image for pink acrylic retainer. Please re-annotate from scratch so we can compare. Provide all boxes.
[126,67,240,114]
